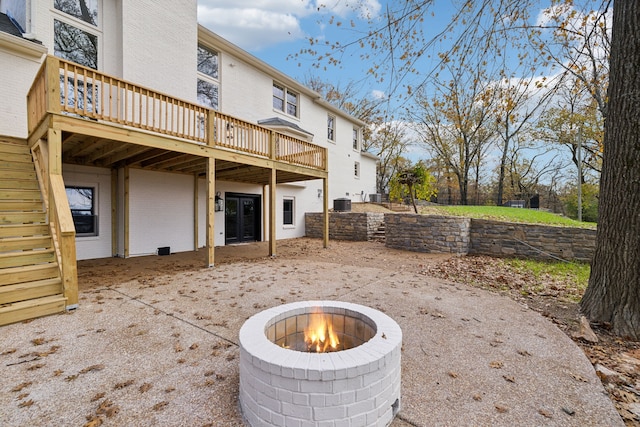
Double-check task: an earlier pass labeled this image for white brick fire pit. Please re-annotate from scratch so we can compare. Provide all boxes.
[239,300,402,426]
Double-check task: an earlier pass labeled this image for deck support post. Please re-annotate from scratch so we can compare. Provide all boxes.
[206,157,215,267]
[269,167,277,257]
[323,177,329,248]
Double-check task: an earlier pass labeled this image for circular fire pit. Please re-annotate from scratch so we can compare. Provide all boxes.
[239,301,402,426]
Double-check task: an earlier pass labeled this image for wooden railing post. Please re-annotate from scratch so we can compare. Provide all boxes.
[46,56,61,115]
[269,131,277,160]
[207,110,216,147]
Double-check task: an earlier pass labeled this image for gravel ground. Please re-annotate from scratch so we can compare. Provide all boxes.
[0,239,623,426]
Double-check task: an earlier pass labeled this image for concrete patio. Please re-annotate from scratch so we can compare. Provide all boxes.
[0,240,623,426]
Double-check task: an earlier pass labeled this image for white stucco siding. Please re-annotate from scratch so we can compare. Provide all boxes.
[119,0,197,100]
[63,165,112,260]
[128,169,194,256]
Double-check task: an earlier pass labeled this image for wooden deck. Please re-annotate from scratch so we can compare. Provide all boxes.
[0,55,331,325]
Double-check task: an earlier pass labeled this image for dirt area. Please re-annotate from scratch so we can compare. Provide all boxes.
[74,237,640,425]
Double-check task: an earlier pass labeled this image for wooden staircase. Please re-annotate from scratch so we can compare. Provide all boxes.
[0,137,66,326]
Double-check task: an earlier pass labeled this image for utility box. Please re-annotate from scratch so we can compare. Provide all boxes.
[333,198,352,212]
[158,246,171,256]
[369,193,381,203]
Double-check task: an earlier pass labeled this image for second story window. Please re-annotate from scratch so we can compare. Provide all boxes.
[327,115,336,142]
[197,44,219,110]
[273,83,298,117]
[53,0,100,69]
[354,161,361,178]
[353,127,360,150]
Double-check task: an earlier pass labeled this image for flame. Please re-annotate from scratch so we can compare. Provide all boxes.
[304,310,340,353]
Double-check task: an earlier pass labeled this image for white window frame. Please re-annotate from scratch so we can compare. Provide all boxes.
[273,82,299,118]
[352,127,360,151]
[283,197,295,228]
[66,184,99,237]
[327,114,336,142]
[197,44,220,110]
[51,0,102,70]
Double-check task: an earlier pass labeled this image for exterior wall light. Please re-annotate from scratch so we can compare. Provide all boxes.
[215,191,224,212]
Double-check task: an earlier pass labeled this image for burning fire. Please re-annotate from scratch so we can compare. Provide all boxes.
[304,310,340,353]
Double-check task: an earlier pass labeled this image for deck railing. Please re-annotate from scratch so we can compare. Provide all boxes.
[26,56,327,171]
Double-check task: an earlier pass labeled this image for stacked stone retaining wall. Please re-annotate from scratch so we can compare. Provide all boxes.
[306,212,596,262]
[385,214,471,254]
[305,212,384,241]
[469,218,596,262]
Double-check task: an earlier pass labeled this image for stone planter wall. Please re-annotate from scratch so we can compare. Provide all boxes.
[306,213,596,262]
[305,212,385,241]
[469,219,596,262]
[384,214,472,255]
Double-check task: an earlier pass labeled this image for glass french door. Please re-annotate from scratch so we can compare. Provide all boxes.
[224,193,261,244]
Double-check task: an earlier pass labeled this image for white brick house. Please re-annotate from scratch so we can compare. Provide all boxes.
[0,0,376,258]
[0,0,376,323]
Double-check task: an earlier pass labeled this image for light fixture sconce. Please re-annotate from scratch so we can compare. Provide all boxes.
[215,191,224,212]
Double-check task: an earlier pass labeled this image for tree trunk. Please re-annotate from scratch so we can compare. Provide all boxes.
[581,2,640,339]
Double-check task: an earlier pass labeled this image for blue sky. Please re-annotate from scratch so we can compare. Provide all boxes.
[196,1,460,102]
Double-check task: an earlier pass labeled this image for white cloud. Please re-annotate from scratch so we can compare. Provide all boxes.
[197,0,382,51]
[198,6,305,50]
[371,89,386,99]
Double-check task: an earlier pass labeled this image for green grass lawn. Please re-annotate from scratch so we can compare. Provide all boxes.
[419,205,596,228]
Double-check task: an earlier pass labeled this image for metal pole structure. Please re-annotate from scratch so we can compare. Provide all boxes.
[577,129,582,222]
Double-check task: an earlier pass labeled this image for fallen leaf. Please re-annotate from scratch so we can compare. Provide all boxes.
[114,379,134,389]
[12,382,32,392]
[495,404,509,413]
[503,375,515,383]
[1,348,17,355]
[83,416,103,427]
[26,363,45,371]
[90,392,106,402]
[189,343,199,350]
[152,401,169,411]
[80,364,105,374]
[31,338,45,346]
[472,394,482,401]
[538,408,553,418]
[139,383,152,393]
[489,361,504,369]
[448,371,459,378]
[18,399,34,408]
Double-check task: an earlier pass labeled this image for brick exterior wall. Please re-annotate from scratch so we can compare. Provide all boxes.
[305,212,384,241]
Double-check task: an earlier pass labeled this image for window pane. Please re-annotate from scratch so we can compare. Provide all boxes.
[286,92,298,116]
[197,45,218,79]
[273,84,285,111]
[66,186,97,235]
[54,19,98,69]
[353,128,359,150]
[197,79,219,110]
[328,115,335,141]
[54,0,98,26]
[283,199,293,225]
